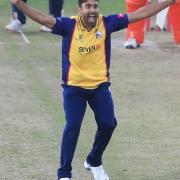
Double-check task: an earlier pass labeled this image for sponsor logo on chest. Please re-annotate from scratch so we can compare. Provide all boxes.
[79,44,100,55]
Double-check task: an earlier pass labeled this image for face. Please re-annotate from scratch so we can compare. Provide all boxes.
[78,0,99,30]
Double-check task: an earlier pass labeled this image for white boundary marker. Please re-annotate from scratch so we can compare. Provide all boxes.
[19,30,30,44]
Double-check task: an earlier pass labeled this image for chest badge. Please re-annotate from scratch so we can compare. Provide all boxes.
[79,34,83,40]
[96,31,102,39]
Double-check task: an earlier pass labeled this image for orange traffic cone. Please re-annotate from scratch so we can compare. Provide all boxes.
[169,1,180,44]
[126,0,147,44]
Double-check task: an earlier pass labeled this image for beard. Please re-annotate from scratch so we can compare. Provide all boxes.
[86,15,98,28]
[88,21,96,28]
[80,13,98,30]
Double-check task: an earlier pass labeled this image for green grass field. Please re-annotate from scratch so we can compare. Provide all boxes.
[1,1,180,180]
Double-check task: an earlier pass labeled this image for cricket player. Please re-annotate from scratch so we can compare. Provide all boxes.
[5,0,64,32]
[10,0,177,179]
[124,0,149,49]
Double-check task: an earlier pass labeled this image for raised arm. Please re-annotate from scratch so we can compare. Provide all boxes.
[11,0,56,29]
[128,0,176,24]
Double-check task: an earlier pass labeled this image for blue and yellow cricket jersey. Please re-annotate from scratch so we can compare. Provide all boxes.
[52,14,129,88]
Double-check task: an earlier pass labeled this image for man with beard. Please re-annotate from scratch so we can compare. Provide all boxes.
[10,0,177,179]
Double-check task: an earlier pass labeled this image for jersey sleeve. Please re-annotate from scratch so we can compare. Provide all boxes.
[103,14,129,34]
[51,17,75,37]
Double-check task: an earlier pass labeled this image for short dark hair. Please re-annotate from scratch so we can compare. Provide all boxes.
[78,0,99,7]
